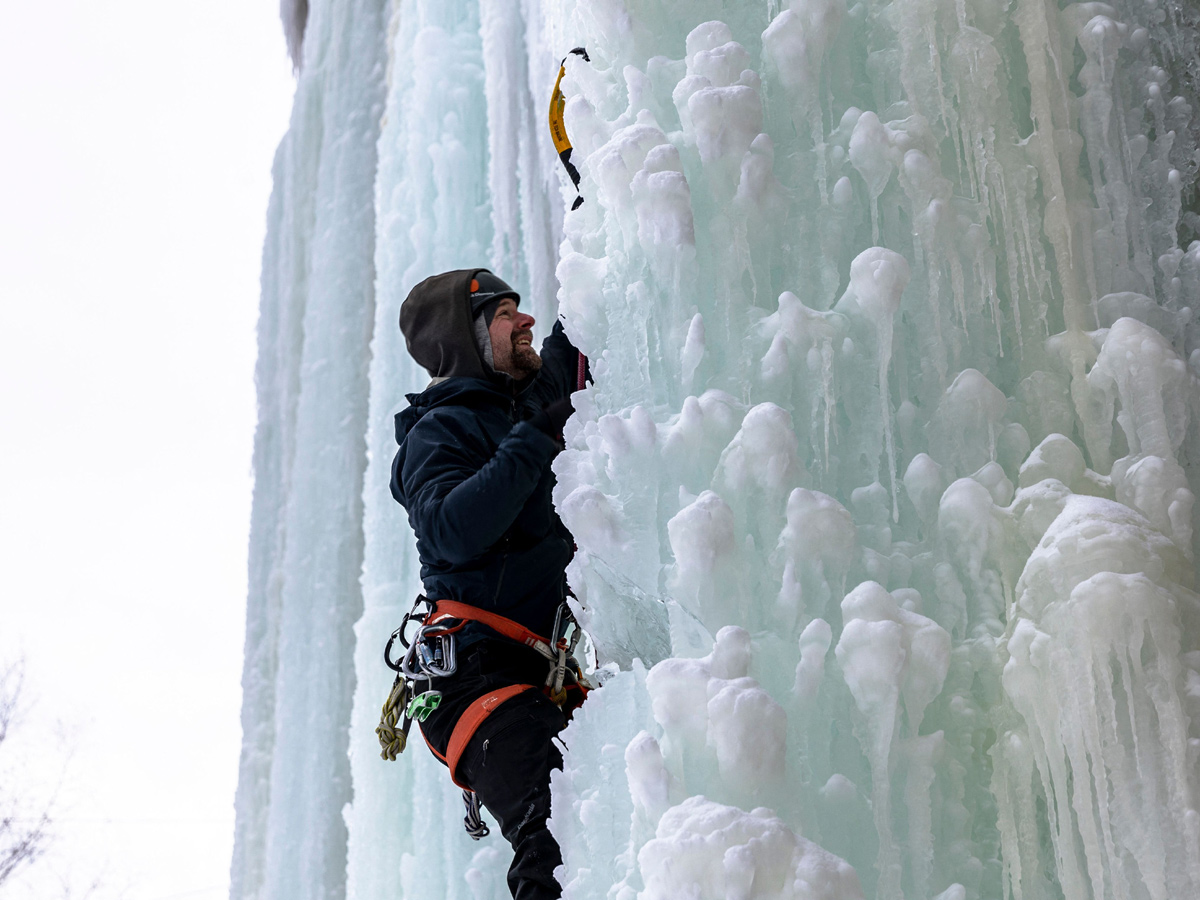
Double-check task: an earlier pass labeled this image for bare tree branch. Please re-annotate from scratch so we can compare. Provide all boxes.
[0,660,22,746]
[0,659,53,888]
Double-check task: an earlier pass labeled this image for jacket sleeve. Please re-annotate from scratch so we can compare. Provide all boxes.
[401,411,558,565]
[524,319,589,409]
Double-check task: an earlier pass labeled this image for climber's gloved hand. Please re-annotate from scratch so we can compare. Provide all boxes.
[529,397,574,440]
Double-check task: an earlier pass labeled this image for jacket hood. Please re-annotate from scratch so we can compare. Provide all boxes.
[399,268,507,380]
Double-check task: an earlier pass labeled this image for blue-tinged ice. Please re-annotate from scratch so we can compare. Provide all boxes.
[231,1,1200,899]
[229,1,387,898]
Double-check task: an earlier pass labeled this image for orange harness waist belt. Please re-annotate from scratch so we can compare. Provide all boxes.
[426,600,555,656]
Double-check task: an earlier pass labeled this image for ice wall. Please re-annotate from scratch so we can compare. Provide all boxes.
[544,2,1200,899]
[232,1,1200,899]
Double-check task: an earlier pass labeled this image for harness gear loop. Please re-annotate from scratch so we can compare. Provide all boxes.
[549,47,590,210]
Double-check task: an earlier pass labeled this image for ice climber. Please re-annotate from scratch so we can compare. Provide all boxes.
[388,268,589,900]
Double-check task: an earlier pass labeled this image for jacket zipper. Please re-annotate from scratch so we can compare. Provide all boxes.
[491,392,516,604]
[491,553,508,604]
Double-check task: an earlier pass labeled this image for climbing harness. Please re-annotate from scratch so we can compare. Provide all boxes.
[549,47,590,210]
[433,682,540,788]
[376,595,592,838]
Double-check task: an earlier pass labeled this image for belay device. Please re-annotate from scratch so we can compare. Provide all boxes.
[549,47,590,210]
[376,595,592,840]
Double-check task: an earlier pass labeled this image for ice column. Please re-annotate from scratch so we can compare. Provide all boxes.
[230,1,387,899]
[346,4,496,899]
[345,1,564,899]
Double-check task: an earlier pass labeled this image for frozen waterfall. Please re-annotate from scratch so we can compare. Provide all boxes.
[232,1,1200,899]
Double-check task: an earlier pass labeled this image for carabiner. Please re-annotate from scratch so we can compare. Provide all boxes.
[384,627,406,672]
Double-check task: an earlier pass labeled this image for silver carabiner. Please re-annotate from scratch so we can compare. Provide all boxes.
[402,624,457,678]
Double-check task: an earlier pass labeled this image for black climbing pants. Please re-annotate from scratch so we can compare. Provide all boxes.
[419,639,566,900]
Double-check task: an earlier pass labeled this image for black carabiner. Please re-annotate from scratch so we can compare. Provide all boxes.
[397,595,436,650]
[385,594,437,671]
[384,628,404,672]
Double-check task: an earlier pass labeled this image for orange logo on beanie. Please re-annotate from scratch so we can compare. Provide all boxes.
[470,279,480,293]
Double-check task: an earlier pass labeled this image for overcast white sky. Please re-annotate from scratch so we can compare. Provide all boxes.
[0,3,295,898]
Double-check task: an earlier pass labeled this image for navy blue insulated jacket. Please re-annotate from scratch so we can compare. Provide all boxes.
[390,269,583,641]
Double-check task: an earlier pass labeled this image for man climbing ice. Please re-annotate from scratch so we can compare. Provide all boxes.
[388,268,589,900]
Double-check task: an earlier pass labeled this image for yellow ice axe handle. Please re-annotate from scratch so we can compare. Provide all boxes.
[549,48,589,209]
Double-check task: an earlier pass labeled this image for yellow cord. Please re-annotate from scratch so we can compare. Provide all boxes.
[375,677,409,761]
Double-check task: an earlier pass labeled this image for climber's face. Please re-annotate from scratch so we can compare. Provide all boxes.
[488,298,541,378]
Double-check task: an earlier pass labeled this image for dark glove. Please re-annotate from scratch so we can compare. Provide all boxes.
[529,398,574,439]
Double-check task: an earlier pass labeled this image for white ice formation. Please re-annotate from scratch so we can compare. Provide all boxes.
[232,1,1200,899]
